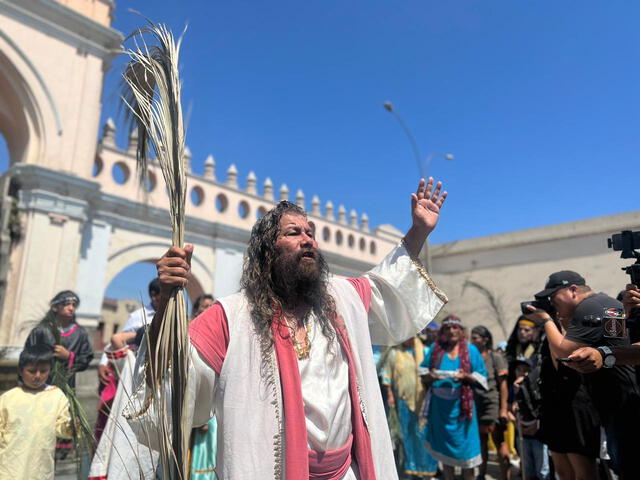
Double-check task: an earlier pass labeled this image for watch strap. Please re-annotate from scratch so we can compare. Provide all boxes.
[597,346,615,368]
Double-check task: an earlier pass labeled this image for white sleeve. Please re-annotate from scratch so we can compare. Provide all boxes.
[124,337,217,451]
[99,351,109,366]
[122,309,144,332]
[365,243,447,346]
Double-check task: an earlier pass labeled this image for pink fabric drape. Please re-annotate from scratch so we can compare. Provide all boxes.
[189,302,230,375]
[272,312,377,480]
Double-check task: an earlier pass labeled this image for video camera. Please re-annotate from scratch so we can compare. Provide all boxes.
[607,230,640,286]
[608,230,640,341]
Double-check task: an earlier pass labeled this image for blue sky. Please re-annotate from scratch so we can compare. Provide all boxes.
[2,1,639,298]
[97,0,638,245]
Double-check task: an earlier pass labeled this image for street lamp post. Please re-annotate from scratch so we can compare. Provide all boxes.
[383,101,454,178]
[383,101,454,267]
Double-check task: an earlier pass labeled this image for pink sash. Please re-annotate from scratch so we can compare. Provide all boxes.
[308,435,353,480]
[272,314,376,480]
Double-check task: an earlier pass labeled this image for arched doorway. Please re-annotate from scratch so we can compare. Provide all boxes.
[0,50,46,168]
[98,258,206,351]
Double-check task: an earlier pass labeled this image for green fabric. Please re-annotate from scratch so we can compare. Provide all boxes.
[191,417,217,479]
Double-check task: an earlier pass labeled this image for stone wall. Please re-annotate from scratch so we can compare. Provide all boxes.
[430,211,640,341]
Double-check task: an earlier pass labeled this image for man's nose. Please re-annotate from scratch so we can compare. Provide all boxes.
[301,233,314,245]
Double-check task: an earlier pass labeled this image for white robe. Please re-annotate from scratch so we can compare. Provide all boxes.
[90,346,158,479]
[126,243,447,479]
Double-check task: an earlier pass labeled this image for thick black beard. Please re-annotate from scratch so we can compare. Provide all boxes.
[271,248,328,309]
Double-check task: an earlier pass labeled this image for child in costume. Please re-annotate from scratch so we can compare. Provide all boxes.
[25,290,94,460]
[0,328,73,479]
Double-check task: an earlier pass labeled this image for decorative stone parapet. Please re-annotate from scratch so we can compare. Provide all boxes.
[92,122,404,265]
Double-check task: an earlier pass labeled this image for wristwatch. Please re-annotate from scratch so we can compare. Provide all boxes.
[597,346,616,368]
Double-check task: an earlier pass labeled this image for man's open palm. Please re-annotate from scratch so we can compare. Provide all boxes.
[411,177,447,235]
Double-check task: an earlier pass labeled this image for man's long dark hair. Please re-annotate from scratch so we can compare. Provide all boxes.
[240,201,336,347]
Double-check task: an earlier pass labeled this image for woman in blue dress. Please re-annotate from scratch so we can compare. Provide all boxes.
[421,315,488,480]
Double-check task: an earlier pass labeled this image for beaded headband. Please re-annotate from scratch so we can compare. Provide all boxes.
[50,294,80,306]
[442,315,463,328]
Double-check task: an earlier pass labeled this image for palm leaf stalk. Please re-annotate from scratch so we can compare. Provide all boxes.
[121,20,190,479]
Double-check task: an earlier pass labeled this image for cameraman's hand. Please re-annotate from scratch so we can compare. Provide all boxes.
[622,284,640,318]
[568,347,603,373]
[523,305,552,325]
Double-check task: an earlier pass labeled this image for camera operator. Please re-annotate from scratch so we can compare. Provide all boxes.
[524,271,640,480]
[569,284,640,371]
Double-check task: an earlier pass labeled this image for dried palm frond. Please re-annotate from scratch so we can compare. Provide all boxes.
[121,20,190,479]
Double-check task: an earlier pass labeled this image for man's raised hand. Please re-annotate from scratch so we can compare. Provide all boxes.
[404,177,448,258]
[412,177,447,236]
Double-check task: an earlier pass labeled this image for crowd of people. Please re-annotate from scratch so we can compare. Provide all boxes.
[1,178,640,480]
[381,271,640,480]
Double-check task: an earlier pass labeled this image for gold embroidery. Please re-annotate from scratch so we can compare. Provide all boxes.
[401,238,449,304]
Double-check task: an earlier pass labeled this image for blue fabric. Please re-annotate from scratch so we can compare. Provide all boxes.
[372,345,383,373]
[398,398,437,476]
[522,437,549,480]
[420,343,486,468]
[191,417,217,479]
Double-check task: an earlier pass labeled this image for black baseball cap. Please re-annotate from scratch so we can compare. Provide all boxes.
[535,270,586,298]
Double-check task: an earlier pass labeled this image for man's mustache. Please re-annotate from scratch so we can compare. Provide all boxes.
[297,248,318,261]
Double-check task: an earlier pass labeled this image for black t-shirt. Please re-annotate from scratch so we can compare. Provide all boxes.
[565,292,640,420]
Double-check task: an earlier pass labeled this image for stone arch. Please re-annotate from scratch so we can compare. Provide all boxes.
[0,33,58,168]
[105,241,213,303]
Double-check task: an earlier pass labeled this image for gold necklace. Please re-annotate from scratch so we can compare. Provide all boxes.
[286,316,313,360]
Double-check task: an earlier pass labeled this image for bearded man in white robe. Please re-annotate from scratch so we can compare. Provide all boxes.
[127,178,448,480]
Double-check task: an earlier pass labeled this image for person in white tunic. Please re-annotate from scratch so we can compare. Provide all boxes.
[89,331,158,480]
[127,178,449,480]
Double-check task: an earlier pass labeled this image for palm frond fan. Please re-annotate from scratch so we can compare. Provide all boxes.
[121,20,190,479]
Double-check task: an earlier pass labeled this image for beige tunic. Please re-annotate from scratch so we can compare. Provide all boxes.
[0,385,72,480]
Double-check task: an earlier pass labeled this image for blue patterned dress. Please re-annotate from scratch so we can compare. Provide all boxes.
[421,344,486,468]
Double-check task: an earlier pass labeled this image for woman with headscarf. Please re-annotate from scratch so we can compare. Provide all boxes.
[421,315,488,480]
[381,336,438,478]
